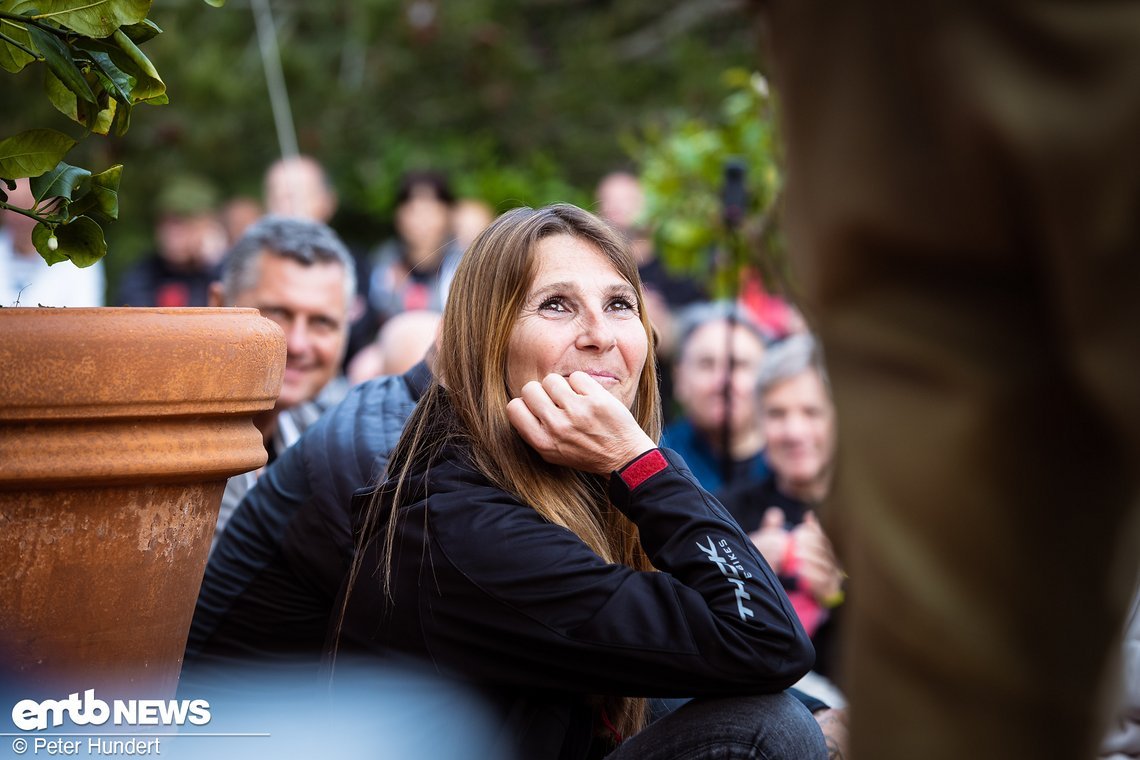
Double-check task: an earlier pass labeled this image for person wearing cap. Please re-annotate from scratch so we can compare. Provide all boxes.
[114,174,226,307]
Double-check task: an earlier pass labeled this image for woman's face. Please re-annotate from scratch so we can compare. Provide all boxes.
[506,234,648,409]
[760,369,836,489]
[396,184,451,264]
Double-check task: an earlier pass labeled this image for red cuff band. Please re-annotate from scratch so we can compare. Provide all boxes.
[619,449,668,491]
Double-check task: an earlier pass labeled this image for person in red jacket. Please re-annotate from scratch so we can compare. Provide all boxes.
[333,203,826,760]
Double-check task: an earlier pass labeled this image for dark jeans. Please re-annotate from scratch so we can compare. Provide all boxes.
[607,693,827,760]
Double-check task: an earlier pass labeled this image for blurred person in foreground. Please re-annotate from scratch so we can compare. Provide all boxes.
[115,174,225,307]
[334,203,825,760]
[663,301,771,493]
[762,3,1140,759]
[207,215,354,549]
[1,177,104,307]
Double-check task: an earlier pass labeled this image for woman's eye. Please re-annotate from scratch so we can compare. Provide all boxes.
[609,297,636,312]
[539,297,568,313]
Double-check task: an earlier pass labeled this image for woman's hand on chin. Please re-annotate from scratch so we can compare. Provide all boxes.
[507,371,656,475]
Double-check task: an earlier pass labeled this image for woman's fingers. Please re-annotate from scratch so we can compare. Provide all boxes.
[507,373,654,474]
[506,396,553,451]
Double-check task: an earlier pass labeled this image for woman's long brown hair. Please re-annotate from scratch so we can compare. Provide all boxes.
[342,203,663,740]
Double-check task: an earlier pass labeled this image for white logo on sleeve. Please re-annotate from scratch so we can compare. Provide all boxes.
[697,536,756,621]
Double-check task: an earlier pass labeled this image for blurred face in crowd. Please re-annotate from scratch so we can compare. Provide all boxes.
[396,184,452,266]
[674,320,766,441]
[452,199,495,251]
[760,369,836,494]
[1,178,38,253]
[157,212,227,270]
[228,252,350,411]
[595,172,644,232]
[264,157,336,223]
[507,234,648,410]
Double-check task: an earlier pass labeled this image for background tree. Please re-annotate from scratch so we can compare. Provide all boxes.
[0,0,220,267]
[1,0,767,294]
[628,67,786,300]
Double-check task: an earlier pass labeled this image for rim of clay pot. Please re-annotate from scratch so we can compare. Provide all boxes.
[0,307,285,421]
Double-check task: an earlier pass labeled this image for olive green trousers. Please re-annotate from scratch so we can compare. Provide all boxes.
[763,3,1140,758]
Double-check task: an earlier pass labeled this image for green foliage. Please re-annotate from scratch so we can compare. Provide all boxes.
[84,0,761,284]
[0,128,75,176]
[0,0,214,268]
[350,132,590,221]
[1,0,765,286]
[627,68,786,299]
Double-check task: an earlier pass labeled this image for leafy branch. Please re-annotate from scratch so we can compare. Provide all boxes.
[625,68,789,299]
[0,0,220,268]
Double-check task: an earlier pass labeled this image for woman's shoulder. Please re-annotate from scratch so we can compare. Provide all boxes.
[420,452,530,517]
[420,451,570,529]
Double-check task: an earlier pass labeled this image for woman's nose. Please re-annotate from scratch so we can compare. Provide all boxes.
[575,310,617,350]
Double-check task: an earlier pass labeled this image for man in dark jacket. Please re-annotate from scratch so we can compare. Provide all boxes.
[183,361,431,682]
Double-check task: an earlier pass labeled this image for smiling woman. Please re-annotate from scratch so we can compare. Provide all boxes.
[334,203,826,760]
[506,234,648,410]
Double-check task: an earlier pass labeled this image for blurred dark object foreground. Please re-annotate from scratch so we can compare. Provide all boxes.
[762,2,1140,759]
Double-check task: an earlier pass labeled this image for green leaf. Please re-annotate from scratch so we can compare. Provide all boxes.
[16,0,151,39]
[111,28,163,101]
[69,163,120,221]
[26,24,96,104]
[109,98,131,135]
[0,128,75,178]
[32,215,105,266]
[87,100,115,134]
[90,98,116,134]
[119,18,160,43]
[0,17,36,73]
[31,222,68,265]
[88,49,132,102]
[44,67,116,131]
[30,160,91,202]
[44,66,78,120]
[202,0,224,7]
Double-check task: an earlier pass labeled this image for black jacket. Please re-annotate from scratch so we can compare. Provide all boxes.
[183,363,430,681]
[336,433,815,760]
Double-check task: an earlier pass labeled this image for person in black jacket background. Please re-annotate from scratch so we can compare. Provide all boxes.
[333,204,826,760]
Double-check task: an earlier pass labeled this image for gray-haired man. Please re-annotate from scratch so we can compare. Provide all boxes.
[208,215,355,547]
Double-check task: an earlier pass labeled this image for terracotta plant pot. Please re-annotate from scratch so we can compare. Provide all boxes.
[0,307,285,699]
